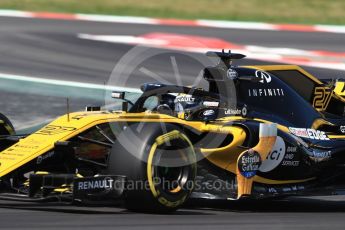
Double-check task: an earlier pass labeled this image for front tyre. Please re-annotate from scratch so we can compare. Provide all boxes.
[0,113,15,151]
[107,123,196,213]
[0,113,14,135]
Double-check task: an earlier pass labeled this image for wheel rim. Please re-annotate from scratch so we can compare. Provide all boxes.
[154,149,191,195]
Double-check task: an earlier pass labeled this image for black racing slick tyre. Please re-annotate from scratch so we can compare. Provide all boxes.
[107,123,196,213]
[0,113,14,135]
[0,113,15,152]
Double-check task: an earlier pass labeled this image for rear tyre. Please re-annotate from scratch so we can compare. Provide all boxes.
[107,123,196,213]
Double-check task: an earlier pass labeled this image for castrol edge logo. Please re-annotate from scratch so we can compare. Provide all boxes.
[289,127,329,141]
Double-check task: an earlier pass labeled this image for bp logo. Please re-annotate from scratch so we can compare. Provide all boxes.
[259,136,286,172]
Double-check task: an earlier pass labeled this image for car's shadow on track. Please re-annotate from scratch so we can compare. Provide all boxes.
[1,196,345,214]
[0,200,212,215]
[187,196,345,212]
[0,202,124,214]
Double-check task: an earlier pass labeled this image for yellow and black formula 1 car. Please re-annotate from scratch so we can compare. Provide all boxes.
[1,51,345,213]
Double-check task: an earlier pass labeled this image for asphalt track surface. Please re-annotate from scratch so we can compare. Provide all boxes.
[1,16,345,229]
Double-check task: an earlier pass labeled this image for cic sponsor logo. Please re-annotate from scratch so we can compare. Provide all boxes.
[259,136,286,172]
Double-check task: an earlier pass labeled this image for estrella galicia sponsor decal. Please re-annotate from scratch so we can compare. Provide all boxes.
[289,127,329,140]
[238,149,262,178]
[248,88,284,97]
[255,70,272,83]
[259,136,286,172]
[36,125,77,135]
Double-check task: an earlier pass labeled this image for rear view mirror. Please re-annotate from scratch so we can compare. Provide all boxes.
[111,91,125,99]
[111,91,133,112]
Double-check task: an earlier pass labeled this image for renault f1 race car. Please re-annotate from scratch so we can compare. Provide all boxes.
[1,50,345,213]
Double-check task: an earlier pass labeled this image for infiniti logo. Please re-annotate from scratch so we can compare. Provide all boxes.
[255,70,272,83]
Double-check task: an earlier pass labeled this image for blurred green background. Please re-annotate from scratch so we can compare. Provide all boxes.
[0,0,344,25]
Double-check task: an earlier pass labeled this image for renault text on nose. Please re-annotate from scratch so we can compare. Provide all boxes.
[78,178,114,190]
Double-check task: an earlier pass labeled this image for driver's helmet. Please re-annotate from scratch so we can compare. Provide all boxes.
[174,94,200,118]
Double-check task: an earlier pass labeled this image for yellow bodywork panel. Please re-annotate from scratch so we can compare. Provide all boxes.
[0,111,115,177]
[334,81,345,96]
[0,112,159,176]
[245,65,323,84]
[0,111,243,178]
[0,109,316,185]
[200,125,246,169]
